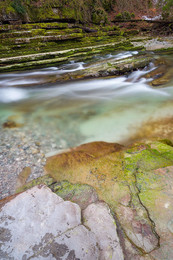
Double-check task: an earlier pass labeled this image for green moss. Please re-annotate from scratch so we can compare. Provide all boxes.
[14,139,173,254]
[31,29,46,36]
[125,145,173,173]
[0,56,69,72]
[115,11,132,20]
[150,141,173,161]
[16,175,56,193]
[0,1,15,15]
[102,25,119,32]
[92,7,108,25]
[6,5,16,14]
[131,12,135,18]
[124,30,139,36]
[159,139,173,146]
[154,47,173,54]
[61,7,76,20]
[11,0,26,15]
[50,180,96,201]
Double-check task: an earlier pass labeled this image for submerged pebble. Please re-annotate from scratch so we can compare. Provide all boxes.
[0,123,65,200]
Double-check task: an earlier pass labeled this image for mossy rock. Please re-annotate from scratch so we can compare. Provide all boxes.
[16,174,98,210]
[136,164,173,259]
[151,67,173,87]
[16,175,56,193]
[0,40,145,72]
[44,140,173,256]
[3,120,23,128]
[50,180,99,210]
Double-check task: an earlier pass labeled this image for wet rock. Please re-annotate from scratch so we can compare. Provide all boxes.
[82,27,98,33]
[145,63,167,80]
[123,237,153,260]
[50,180,99,210]
[16,176,99,210]
[15,175,56,193]
[31,225,99,260]
[2,120,23,128]
[126,117,173,144]
[15,166,31,189]
[83,201,124,260]
[116,202,159,253]
[151,67,173,86]
[136,164,173,259]
[57,54,153,82]
[144,57,173,87]
[0,185,99,259]
[45,140,173,256]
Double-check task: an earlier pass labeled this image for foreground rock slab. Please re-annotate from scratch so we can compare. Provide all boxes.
[83,201,124,260]
[0,185,99,259]
[45,140,173,259]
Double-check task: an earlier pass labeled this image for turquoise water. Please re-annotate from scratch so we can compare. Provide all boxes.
[0,51,173,149]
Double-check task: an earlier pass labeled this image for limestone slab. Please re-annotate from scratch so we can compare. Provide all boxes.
[0,185,99,259]
[83,201,124,260]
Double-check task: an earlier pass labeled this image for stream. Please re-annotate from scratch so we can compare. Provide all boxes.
[0,50,173,154]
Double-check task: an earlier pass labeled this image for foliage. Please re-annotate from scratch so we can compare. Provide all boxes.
[115,11,135,20]
[131,12,135,18]
[92,7,108,24]
[0,0,152,23]
[101,0,116,12]
[11,0,26,15]
[158,0,173,19]
[0,0,115,23]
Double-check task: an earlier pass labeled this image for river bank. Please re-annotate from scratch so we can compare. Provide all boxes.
[1,48,173,200]
[1,19,173,72]
[1,19,173,259]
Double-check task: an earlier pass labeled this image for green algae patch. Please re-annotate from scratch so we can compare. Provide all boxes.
[44,141,173,209]
[136,169,164,209]
[0,56,69,72]
[16,175,56,193]
[0,21,147,72]
[125,145,173,173]
[50,180,98,209]
[16,140,173,255]
[135,165,173,259]
[150,140,173,159]
[45,140,163,253]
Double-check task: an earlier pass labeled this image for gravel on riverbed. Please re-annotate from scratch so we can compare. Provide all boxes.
[0,124,69,200]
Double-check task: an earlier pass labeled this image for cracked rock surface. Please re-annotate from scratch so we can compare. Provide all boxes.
[83,201,124,260]
[1,140,173,259]
[0,185,99,259]
[44,140,173,259]
[0,185,125,260]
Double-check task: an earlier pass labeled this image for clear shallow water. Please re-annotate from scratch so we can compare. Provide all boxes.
[0,51,173,150]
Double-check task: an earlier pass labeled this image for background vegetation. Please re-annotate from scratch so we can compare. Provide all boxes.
[158,0,173,19]
[1,0,171,23]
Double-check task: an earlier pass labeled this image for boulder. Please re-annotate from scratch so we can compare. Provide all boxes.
[50,180,99,210]
[0,185,99,259]
[83,201,124,260]
[136,165,173,260]
[16,176,99,210]
[45,140,173,258]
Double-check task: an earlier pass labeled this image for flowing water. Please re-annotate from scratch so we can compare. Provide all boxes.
[0,51,173,154]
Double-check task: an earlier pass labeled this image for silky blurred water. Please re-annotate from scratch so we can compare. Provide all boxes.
[0,51,173,148]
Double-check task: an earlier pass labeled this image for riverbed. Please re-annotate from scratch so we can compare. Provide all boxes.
[0,50,173,198]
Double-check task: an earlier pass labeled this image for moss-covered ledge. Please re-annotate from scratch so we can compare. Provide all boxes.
[15,139,173,259]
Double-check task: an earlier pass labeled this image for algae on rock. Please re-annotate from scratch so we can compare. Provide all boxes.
[43,140,173,258]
